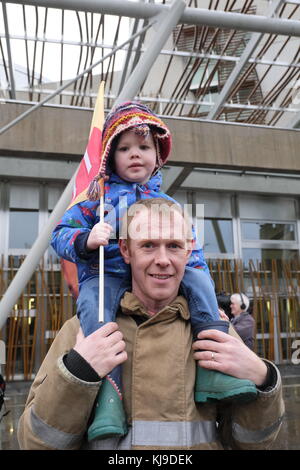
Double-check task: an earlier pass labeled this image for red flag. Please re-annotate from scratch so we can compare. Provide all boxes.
[61,82,105,299]
[60,258,79,299]
[70,81,105,206]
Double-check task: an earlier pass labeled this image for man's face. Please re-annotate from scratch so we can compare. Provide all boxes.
[119,207,193,313]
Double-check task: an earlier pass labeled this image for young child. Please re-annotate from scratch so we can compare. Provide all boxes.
[51,102,257,442]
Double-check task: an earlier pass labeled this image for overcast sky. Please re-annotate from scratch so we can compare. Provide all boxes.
[1,4,130,82]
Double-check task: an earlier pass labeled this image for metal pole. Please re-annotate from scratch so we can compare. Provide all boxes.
[0,174,75,330]
[2,2,16,99]
[115,0,186,106]
[272,296,281,364]
[207,0,285,120]
[7,0,163,19]
[0,22,155,327]
[0,21,154,136]
[8,0,300,37]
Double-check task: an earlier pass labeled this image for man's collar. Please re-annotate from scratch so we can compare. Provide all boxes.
[120,291,190,321]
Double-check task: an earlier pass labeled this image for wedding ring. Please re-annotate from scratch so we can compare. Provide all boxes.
[211,352,215,361]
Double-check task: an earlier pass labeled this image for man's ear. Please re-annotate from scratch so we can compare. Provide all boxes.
[119,239,131,264]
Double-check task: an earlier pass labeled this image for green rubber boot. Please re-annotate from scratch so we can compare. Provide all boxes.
[195,367,258,404]
[87,378,128,442]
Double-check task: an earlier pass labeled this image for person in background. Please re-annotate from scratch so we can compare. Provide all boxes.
[230,293,255,350]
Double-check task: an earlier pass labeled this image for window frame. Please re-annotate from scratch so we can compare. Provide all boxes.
[241,219,298,245]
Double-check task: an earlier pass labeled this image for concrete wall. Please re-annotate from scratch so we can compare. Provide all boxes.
[1,103,300,174]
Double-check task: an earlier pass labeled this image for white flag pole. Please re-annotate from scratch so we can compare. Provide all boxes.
[99,178,105,323]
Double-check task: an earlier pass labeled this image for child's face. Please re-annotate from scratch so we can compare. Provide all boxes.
[114,130,157,184]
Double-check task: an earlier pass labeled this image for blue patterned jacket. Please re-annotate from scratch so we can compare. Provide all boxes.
[51,171,209,287]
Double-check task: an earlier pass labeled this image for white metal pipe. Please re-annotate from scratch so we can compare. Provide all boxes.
[207,0,285,120]
[115,0,186,105]
[0,174,75,330]
[8,0,300,37]
[0,21,153,136]
[3,33,300,70]
[2,2,16,99]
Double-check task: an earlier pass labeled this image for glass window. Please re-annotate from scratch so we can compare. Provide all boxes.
[242,248,298,269]
[239,195,296,220]
[203,218,234,254]
[9,210,39,249]
[242,222,296,241]
[196,192,232,219]
[10,183,39,209]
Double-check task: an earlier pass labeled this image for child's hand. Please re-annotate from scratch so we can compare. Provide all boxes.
[87,222,113,250]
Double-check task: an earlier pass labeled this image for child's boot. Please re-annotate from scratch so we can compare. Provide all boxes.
[193,321,258,404]
[194,367,257,403]
[87,369,128,441]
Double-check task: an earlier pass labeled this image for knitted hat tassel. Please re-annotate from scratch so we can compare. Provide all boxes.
[87,175,101,201]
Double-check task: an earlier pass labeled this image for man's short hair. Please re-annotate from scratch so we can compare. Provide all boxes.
[120,197,193,243]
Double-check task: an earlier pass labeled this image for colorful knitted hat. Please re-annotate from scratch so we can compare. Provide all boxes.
[87,101,172,200]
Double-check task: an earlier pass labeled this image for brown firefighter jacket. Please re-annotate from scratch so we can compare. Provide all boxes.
[18,293,284,450]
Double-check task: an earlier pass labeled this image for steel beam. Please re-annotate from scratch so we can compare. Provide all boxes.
[117,17,141,95]
[181,170,300,196]
[115,0,186,105]
[161,166,184,193]
[164,167,193,197]
[0,21,153,136]
[7,0,300,37]
[1,2,16,99]
[207,0,284,120]
[3,33,300,70]
[2,94,299,116]
[0,174,75,330]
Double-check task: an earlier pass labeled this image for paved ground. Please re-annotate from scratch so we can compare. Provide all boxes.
[0,365,299,450]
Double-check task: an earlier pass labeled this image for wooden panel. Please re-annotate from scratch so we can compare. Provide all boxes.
[0,256,74,381]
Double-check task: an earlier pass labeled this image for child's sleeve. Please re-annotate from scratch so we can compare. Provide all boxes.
[51,201,97,263]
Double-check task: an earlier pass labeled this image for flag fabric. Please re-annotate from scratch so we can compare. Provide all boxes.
[69,81,105,208]
[61,82,105,299]
[60,258,79,299]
